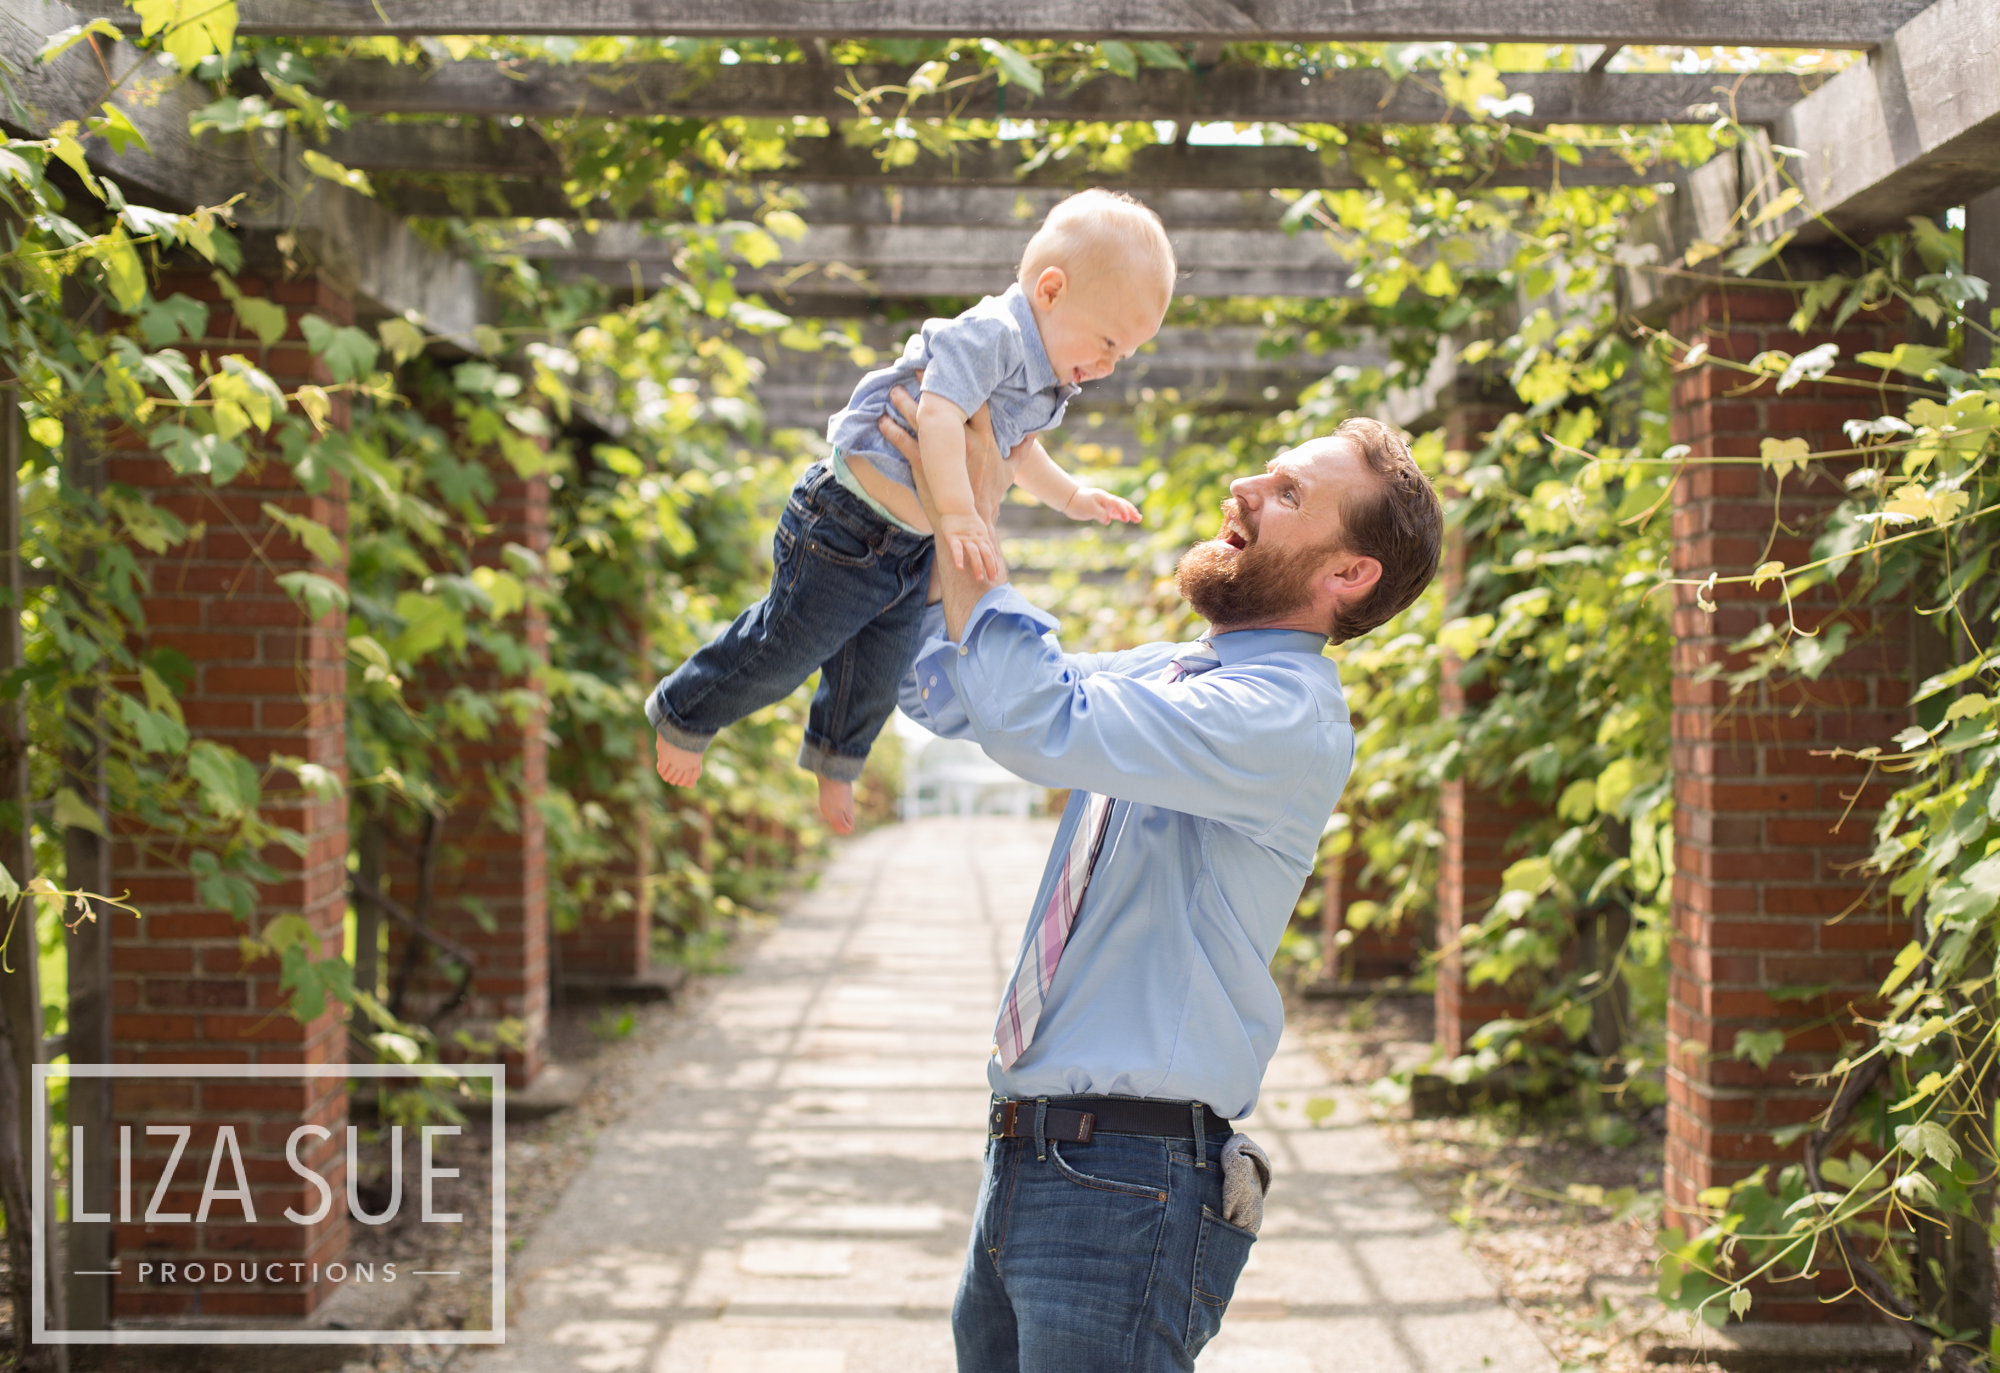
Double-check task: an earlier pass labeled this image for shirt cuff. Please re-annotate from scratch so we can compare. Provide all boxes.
[922,585,1058,726]
[908,602,958,716]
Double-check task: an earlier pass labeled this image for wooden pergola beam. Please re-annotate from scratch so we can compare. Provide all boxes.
[320,60,1820,127]
[541,257,1362,300]
[755,323,1382,427]
[81,0,1931,47]
[347,132,1665,206]
[376,156,1659,222]
[0,0,497,343]
[514,218,1410,297]
[1624,0,2000,312]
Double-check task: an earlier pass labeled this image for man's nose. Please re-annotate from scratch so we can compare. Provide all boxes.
[1228,475,1260,506]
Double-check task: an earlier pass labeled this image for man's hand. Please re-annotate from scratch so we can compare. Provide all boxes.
[1064,486,1143,525]
[878,385,1010,639]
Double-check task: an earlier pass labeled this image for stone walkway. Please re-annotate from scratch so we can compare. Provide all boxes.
[470,818,1556,1373]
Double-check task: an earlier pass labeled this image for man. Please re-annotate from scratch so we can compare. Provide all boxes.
[875,389,1443,1372]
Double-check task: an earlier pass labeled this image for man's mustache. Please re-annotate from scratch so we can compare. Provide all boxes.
[1220,499,1256,547]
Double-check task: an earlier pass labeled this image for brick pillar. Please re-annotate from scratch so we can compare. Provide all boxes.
[109,269,351,1320]
[1433,398,1540,1058]
[1666,286,1913,1317]
[386,440,550,1087]
[554,617,652,988]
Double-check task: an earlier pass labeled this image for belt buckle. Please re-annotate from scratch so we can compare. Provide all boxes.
[990,1101,1020,1140]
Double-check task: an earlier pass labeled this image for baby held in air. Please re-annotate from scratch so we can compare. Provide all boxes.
[645,188,1177,833]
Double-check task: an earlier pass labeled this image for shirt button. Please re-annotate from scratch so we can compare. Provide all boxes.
[921,689,929,700]
[959,644,970,656]
[928,675,937,686]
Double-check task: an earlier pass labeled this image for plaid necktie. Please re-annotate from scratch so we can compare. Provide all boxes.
[992,640,1220,1069]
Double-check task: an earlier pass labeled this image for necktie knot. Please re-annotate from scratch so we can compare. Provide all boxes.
[1167,640,1220,683]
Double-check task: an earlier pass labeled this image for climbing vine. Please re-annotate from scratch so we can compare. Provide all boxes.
[5,13,1994,1362]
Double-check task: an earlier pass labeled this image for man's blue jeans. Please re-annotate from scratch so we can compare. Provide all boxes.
[647,463,935,782]
[954,1125,1258,1372]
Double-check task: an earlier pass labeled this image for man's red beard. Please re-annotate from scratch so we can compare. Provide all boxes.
[1174,501,1328,631]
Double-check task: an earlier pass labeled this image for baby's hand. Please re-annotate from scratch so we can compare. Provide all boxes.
[937,511,1003,581]
[1064,486,1143,526]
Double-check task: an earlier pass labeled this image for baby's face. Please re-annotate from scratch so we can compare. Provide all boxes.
[1031,271,1167,387]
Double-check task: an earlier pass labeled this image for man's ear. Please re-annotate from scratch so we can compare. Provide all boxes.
[1321,551,1382,606]
[1032,266,1068,310]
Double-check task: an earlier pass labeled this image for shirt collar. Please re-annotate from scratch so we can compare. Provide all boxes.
[1206,626,1331,665]
[1001,283,1078,401]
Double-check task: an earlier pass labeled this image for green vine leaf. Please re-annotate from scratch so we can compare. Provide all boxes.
[152,424,247,485]
[53,787,106,836]
[38,19,121,63]
[300,314,379,382]
[137,293,208,346]
[300,148,374,198]
[979,39,1044,96]
[212,271,288,345]
[1731,1029,1786,1070]
[1894,1121,1960,1171]
[277,570,349,622]
[97,226,145,310]
[187,740,260,820]
[130,0,239,74]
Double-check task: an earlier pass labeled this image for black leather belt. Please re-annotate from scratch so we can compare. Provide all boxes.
[989,1096,1232,1144]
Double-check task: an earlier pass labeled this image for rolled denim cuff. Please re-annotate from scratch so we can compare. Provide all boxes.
[646,688,715,754]
[797,737,867,783]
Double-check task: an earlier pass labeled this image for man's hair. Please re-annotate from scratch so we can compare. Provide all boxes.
[1017,189,1177,302]
[1323,417,1444,645]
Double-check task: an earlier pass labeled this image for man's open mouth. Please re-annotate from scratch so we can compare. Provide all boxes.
[1221,529,1247,550]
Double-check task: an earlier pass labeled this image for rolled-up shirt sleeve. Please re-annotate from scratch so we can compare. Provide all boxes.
[930,587,1327,837]
[897,601,977,739]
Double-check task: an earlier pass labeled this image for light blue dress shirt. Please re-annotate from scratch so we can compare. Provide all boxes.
[897,586,1355,1120]
[827,285,1080,491]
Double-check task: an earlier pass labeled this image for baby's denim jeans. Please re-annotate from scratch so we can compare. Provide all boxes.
[646,462,936,782]
[953,1127,1256,1373]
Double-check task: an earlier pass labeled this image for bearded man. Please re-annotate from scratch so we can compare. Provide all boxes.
[877,389,1444,1373]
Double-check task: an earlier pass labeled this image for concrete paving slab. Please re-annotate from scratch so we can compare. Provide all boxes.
[470,818,1555,1373]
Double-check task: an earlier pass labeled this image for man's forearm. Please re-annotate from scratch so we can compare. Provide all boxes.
[937,554,1005,641]
[909,446,1008,642]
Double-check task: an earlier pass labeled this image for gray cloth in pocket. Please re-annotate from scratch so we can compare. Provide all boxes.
[1220,1133,1272,1234]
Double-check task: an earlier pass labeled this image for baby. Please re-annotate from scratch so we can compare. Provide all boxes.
[646,189,1178,832]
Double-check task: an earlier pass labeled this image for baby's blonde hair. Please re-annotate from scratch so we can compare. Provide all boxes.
[1017,190,1177,304]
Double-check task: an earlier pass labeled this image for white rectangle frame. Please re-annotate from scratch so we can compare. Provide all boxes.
[31,1063,506,1345]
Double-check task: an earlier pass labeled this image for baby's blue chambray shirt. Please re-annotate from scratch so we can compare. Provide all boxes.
[827,284,1081,491]
[897,587,1355,1120]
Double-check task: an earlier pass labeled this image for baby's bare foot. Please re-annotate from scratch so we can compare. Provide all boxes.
[817,776,856,835]
[655,735,704,787]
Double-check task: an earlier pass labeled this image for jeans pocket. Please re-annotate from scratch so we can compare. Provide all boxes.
[1047,1140,1169,1202]
[806,509,877,569]
[1185,1205,1257,1356]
